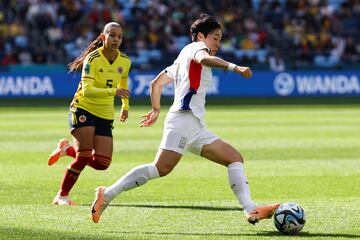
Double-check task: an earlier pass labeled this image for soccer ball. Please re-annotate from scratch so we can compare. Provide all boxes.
[273,202,306,235]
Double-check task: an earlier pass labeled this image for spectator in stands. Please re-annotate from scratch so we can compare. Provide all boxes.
[269,50,285,72]
[0,0,358,69]
[343,35,359,63]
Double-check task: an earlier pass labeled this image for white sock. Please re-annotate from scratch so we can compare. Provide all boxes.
[105,164,160,201]
[228,162,256,213]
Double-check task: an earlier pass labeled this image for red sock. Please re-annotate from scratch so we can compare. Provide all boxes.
[87,154,111,170]
[65,146,76,158]
[59,149,92,196]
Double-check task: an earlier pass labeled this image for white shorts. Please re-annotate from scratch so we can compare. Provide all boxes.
[159,111,219,155]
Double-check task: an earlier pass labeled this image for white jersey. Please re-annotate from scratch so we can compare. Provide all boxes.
[165,41,212,126]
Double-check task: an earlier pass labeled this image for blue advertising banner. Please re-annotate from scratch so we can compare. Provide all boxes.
[1,67,359,98]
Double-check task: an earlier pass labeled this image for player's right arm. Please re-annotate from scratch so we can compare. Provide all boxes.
[81,56,129,98]
[194,50,253,78]
[82,77,130,98]
[82,78,126,97]
[140,70,173,127]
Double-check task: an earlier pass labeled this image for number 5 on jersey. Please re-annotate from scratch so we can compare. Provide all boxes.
[106,80,113,88]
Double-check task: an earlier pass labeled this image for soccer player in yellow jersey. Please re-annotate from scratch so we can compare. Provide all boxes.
[48,22,131,205]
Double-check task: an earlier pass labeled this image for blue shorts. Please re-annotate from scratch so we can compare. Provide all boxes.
[69,108,114,137]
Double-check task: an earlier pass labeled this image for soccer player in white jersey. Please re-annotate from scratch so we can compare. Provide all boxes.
[91,14,280,224]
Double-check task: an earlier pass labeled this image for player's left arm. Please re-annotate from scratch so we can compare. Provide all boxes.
[194,50,253,78]
[118,61,131,122]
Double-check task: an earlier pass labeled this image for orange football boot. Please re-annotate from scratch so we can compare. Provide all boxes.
[91,186,110,223]
[245,203,280,224]
[48,138,70,166]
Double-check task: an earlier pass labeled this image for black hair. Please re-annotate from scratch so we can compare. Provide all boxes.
[190,14,222,42]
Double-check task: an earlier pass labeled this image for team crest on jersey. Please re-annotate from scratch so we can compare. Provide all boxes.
[85,64,90,75]
[118,67,123,74]
[178,137,187,149]
[79,115,87,123]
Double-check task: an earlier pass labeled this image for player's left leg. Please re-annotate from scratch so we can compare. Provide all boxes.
[87,135,113,170]
[200,138,279,224]
[91,149,182,223]
[87,118,114,170]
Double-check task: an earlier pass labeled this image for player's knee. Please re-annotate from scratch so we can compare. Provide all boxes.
[233,155,244,164]
[217,156,244,167]
[157,165,174,177]
[227,150,244,165]
[96,161,111,170]
[92,155,112,170]
[226,159,243,167]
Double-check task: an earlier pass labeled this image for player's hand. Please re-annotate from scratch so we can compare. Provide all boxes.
[119,109,128,122]
[140,109,160,127]
[115,88,130,98]
[235,66,253,78]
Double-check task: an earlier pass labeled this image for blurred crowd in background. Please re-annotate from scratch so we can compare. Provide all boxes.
[0,0,359,71]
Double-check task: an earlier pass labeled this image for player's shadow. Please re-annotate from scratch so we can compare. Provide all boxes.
[257,231,360,238]
[110,203,243,211]
[112,230,360,238]
[99,204,360,238]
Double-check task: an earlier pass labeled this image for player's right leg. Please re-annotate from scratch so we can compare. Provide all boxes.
[53,147,93,205]
[200,138,280,224]
[245,203,280,224]
[53,126,95,205]
[48,138,76,166]
[91,149,182,223]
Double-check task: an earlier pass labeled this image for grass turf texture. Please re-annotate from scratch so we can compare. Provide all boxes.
[0,104,359,240]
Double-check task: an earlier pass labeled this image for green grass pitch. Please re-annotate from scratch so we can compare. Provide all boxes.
[1,104,359,239]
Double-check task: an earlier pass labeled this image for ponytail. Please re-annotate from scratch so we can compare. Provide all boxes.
[68,22,122,72]
[68,36,102,72]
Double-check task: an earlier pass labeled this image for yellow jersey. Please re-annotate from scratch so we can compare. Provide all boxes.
[71,47,131,120]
